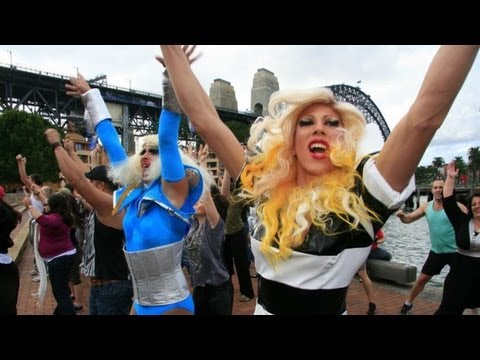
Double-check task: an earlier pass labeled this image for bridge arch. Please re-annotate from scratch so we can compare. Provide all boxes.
[327,84,390,140]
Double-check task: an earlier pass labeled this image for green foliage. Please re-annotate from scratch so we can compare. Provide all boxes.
[468,146,480,185]
[454,156,467,175]
[431,157,445,169]
[415,165,438,186]
[0,110,62,185]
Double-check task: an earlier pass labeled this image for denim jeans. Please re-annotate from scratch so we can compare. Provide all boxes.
[89,280,133,315]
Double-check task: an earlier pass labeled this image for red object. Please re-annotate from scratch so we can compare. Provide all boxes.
[371,229,384,250]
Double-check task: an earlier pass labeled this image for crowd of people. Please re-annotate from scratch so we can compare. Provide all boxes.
[1,45,478,315]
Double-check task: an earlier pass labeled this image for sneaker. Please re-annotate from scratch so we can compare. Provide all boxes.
[367,302,376,315]
[239,295,252,302]
[400,303,413,315]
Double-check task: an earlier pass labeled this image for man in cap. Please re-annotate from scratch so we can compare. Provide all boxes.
[44,131,133,315]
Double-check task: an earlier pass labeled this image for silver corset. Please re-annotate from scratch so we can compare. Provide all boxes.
[124,241,190,306]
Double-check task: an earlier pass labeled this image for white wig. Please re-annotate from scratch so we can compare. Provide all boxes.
[108,134,214,195]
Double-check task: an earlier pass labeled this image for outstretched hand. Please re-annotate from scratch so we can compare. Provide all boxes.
[198,143,209,166]
[155,45,202,68]
[446,161,459,178]
[66,73,91,97]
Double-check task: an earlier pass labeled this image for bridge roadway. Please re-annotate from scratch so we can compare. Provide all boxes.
[0,62,257,137]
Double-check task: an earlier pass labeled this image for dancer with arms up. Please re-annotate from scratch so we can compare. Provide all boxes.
[159,45,478,315]
[65,49,211,315]
[160,45,478,315]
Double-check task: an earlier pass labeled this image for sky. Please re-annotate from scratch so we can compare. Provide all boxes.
[0,45,479,167]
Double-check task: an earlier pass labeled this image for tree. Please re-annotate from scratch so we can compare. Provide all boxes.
[0,110,62,187]
[453,156,467,175]
[432,157,445,169]
[431,157,445,178]
[468,146,480,186]
[415,165,438,186]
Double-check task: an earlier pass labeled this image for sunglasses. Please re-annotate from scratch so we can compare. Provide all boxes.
[139,148,159,156]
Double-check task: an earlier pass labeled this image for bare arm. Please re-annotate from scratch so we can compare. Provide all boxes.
[63,139,91,173]
[220,169,231,197]
[397,202,427,224]
[443,161,457,198]
[44,129,123,229]
[159,45,245,179]
[203,190,220,229]
[15,155,33,190]
[22,196,42,220]
[376,46,479,191]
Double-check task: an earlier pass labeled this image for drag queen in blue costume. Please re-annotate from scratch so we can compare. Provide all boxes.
[160,45,478,314]
[67,51,211,315]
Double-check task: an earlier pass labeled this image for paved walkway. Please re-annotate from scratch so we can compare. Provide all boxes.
[12,209,442,315]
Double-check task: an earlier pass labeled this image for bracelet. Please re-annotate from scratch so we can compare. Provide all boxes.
[51,142,62,150]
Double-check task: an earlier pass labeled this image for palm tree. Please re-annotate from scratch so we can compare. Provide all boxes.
[432,157,445,178]
[454,156,467,186]
[454,156,467,174]
[468,146,480,186]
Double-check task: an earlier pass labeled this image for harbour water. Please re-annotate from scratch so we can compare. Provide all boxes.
[381,196,449,288]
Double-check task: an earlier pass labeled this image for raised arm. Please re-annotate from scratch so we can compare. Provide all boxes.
[44,128,123,227]
[220,169,232,198]
[376,45,479,191]
[203,190,220,229]
[443,161,457,198]
[66,74,127,165]
[159,45,245,179]
[63,139,91,173]
[15,155,33,190]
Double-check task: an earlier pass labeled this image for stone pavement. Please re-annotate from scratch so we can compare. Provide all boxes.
[12,208,442,315]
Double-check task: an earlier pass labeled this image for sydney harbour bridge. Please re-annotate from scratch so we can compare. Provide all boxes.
[0,62,391,151]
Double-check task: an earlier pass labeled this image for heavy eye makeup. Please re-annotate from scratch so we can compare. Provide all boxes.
[324,118,341,127]
[298,118,314,127]
[298,117,342,128]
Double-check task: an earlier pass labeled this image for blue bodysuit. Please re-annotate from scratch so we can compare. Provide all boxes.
[84,89,203,315]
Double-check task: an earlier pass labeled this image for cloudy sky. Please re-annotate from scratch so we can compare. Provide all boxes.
[1,45,478,166]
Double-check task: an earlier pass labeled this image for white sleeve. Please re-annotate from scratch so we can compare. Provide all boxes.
[81,88,111,127]
[362,157,416,210]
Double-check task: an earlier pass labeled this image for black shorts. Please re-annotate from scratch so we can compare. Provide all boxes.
[421,251,454,276]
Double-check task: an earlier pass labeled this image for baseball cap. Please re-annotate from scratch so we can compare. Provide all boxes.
[85,165,116,189]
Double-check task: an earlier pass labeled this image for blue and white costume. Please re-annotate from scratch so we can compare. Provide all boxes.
[82,89,204,315]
